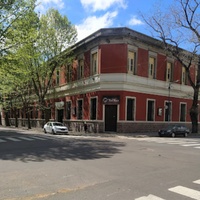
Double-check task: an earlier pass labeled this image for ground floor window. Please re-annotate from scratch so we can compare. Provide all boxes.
[147,99,155,121]
[165,101,171,121]
[66,101,71,119]
[180,103,186,121]
[90,97,97,120]
[77,99,83,120]
[126,98,135,121]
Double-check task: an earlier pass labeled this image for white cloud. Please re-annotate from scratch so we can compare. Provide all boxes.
[36,0,65,13]
[76,11,118,41]
[80,0,127,12]
[128,16,144,26]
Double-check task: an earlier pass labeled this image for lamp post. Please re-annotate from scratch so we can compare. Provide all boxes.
[168,80,179,121]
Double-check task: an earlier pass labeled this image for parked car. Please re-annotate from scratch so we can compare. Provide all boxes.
[44,122,68,134]
[158,125,190,137]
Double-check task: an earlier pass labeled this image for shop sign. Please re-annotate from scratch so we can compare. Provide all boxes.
[102,96,120,104]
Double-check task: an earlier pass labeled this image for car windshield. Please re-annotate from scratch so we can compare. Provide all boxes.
[53,122,64,126]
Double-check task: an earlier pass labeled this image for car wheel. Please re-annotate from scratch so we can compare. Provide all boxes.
[44,128,47,134]
[172,132,175,138]
[184,132,188,137]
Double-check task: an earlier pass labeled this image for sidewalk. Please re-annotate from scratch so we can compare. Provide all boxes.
[1,126,200,138]
[1,125,157,138]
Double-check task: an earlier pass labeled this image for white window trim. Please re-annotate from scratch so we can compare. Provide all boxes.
[90,47,98,75]
[125,96,136,121]
[146,98,155,121]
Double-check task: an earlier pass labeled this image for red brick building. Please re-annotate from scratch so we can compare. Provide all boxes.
[3,27,197,133]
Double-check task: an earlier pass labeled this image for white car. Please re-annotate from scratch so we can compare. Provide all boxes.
[44,122,68,134]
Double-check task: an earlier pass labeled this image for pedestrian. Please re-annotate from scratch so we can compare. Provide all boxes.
[84,121,87,133]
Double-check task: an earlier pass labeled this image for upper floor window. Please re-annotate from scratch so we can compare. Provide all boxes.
[78,59,84,79]
[66,64,72,83]
[56,69,60,85]
[91,50,98,75]
[149,56,156,79]
[128,51,137,75]
[181,67,187,85]
[166,62,173,82]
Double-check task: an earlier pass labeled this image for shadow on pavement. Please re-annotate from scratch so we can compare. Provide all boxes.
[0,127,126,163]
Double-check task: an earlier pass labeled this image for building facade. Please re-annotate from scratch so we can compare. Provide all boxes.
[3,27,198,133]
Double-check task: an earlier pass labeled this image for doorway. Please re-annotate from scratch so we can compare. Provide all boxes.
[57,109,63,123]
[105,105,117,132]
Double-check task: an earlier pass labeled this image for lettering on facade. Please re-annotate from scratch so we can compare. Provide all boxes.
[102,96,120,104]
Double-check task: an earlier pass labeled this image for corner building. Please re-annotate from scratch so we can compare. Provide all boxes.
[7,27,198,133]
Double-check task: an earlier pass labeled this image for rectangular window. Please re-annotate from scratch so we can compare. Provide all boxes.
[66,65,72,83]
[180,103,186,121]
[181,67,187,85]
[149,57,156,79]
[147,100,155,121]
[126,98,135,121]
[90,97,97,120]
[166,62,173,82]
[77,99,83,120]
[66,101,71,120]
[56,69,60,85]
[128,51,137,74]
[91,52,98,75]
[165,101,171,121]
[78,59,84,79]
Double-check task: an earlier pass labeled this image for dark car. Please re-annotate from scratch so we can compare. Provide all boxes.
[158,125,190,137]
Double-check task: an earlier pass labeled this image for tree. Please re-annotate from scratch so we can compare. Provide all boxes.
[30,8,77,122]
[0,0,37,56]
[0,0,38,128]
[143,0,200,133]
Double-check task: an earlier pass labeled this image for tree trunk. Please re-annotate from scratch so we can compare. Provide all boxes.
[190,106,198,133]
[14,107,18,128]
[190,87,199,133]
[27,112,31,129]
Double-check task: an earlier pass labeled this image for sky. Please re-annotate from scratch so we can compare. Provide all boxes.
[35,0,173,42]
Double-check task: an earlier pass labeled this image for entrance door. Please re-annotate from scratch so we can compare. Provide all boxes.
[105,105,117,132]
[57,109,63,123]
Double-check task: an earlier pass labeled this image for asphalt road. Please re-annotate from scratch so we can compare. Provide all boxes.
[0,127,200,200]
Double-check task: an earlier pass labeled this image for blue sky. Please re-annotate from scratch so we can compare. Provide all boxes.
[36,0,172,42]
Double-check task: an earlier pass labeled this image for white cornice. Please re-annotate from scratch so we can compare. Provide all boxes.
[47,73,193,99]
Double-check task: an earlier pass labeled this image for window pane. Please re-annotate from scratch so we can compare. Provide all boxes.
[77,100,83,119]
[90,98,97,120]
[127,98,134,121]
[147,100,154,121]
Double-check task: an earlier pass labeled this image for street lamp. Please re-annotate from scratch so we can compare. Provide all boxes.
[168,80,179,121]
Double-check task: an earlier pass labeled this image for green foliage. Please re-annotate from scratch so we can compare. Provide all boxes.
[0,5,77,117]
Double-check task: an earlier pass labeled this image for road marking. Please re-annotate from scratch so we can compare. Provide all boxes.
[0,139,6,143]
[135,194,165,200]
[181,143,200,147]
[30,136,47,140]
[168,186,200,199]
[194,146,200,149]
[193,179,200,184]
[6,137,21,142]
[18,136,34,141]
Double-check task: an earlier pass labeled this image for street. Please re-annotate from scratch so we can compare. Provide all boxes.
[0,127,200,200]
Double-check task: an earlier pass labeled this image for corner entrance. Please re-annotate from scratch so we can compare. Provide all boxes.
[105,105,117,132]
